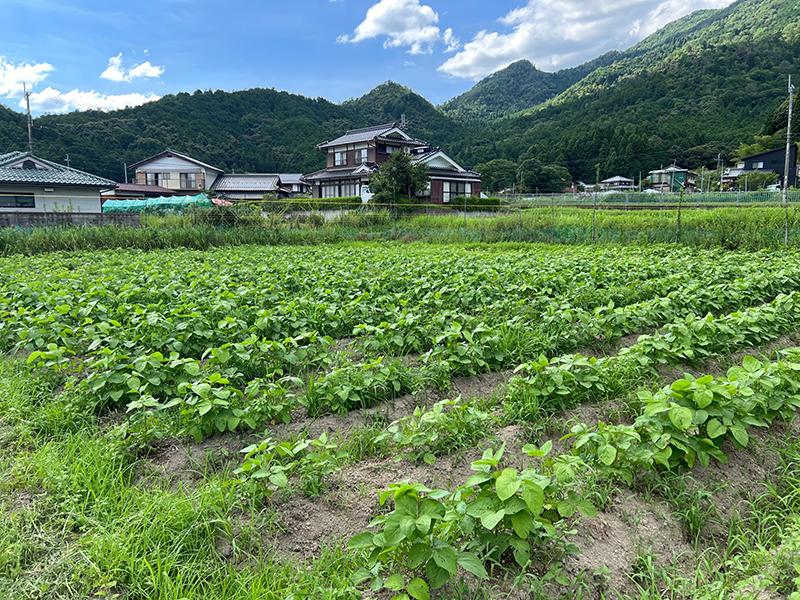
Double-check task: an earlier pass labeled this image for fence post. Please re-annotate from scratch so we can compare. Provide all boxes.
[551,194,555,229]
[592,191,597,243]
[518,206,522,243]
[463,195,467,232]
[426,204,429,234]
[675,189,683,244]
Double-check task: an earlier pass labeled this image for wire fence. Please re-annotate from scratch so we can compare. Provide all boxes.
[503,190,800,208]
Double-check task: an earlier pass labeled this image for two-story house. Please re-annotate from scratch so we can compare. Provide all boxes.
[723,147,797,188]
[646,165,696,192]
[129,149,224,194]
[304,123,481,204]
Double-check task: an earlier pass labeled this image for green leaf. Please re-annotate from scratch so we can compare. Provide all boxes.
[576,500,597,517]
[730,426,749,447]
[521,481,544,515]
[184,362,201,376]
[191,382,211,397]
[406,577,430,600]
[457,551,488,578]
[384,574,405,591]
[597,444,617,466]
[557,501,576,518]
[706,418,726,439]
[433,546,458,575]
[351,567,372,585]
[669,405,693,431]
[425,561,451,590]
[480,509,505,530]
[510,511,533,539]
[348,532,374,549]
[496,468,520,501]
[694,389,714,409]
[742,356,761,373]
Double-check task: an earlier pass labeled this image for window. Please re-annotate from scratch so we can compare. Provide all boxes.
[385,146,396,154]
[322,184,338,198]
[334,152,346,166]
[146,173,156,186]
[357,149,368,164]
[341,183,357,197]
[443,181,470,203]
[180,173,197,188]
[161,173,171,181]
[753,161,764,169]
[0,194,34,208]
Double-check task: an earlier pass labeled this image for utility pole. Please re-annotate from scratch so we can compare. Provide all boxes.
[717,153,723,192]
[64,154,71,168]
[784,75,795,246]
[23,82,33,154]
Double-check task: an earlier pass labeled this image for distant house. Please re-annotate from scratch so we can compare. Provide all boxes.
[101,182,174,204]
[278,174,310,196]
[129,149,224,194]
[600,176,636,192]
[0,151,114,213]
[304,123,481,204]
[210,174,290,200]
[646,165,695,192]
[723,147,797,188]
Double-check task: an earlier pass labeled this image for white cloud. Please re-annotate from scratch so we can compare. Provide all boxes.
[338,0,453,55]
[22,86,160,113]
[443,28,460,53]
[0,56,54,97]
[100,52,165,82]
[439,0,735,80]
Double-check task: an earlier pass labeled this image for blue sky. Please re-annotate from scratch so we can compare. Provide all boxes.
[0,0,734,115]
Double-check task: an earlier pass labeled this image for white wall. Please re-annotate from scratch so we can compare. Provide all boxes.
[0,185,104,213]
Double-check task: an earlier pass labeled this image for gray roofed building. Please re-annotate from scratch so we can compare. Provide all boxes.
[210,174,290,200]
[0,151,115,188]
[0,151,115,213]
[315,123,422,150]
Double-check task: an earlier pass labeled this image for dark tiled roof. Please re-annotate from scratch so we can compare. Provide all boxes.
[0,151,115,187]
[211,174,281,192]
[426,167,481,179]
[316,123,423,150]
[278,173,305,185]
[304,166,371,181]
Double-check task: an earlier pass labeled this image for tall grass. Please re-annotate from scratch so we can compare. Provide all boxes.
[2,205,800,255]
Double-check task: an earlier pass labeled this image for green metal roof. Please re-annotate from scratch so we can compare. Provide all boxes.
[0,151,115,188]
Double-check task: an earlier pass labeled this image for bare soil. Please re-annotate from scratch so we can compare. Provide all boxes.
[133,333,800,598]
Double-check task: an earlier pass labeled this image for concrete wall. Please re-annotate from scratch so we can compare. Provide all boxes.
[0,212,140,228]
[0,186,104,213]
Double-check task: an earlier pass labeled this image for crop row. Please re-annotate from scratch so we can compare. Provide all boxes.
[346,349,800,598]
[1,247,790,361]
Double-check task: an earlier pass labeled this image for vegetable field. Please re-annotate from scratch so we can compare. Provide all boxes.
[3,242,800,599]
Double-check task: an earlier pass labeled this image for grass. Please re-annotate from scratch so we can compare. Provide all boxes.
[0,357,365,600]
[2,204,800,255]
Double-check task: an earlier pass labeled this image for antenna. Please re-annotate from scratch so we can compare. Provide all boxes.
[65,154,71,168]
[23,82,33,154]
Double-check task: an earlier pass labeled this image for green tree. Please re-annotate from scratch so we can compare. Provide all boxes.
[517,159,572,193]
[473,158,517,193]
[370,151,430,205]
[734,170,779,190]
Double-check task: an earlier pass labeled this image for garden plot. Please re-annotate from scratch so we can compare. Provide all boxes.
[3,243,800,599]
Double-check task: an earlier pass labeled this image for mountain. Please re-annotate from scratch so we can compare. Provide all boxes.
[439,55,619,122]
[450,0,800,182]
[0,82,463,182]
[0,0,797,185]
